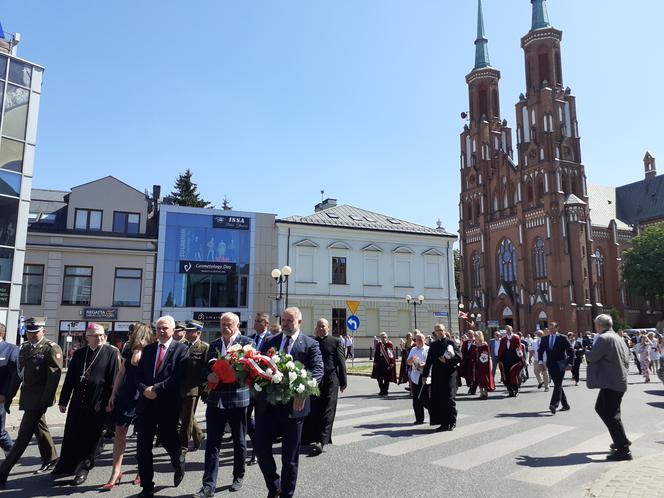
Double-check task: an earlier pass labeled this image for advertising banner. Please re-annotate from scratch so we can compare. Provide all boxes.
[179,260,236,275]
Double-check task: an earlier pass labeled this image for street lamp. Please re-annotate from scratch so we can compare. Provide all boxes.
[405,294,425,329]
[272,265,292,316]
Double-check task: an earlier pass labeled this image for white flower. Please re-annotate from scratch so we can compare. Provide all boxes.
[295,384,305,394]
[242,344,254,353]
[307,379,318,388]
[272,372,284,383]
[288,371,298,383]
[285,354,293,361]
[254,383,263,392]
[299,369,307,378]
[228,344,242,353]
[269,356,278,365]
[286,361,295,371]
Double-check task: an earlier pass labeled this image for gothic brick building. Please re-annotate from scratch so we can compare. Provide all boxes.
[458,0,662,333]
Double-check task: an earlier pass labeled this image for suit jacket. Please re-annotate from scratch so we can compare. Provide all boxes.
[315,334,347,390]
[0,341,20,411]
[249,331,273,353]
[586,330,630,392]
[206,334,254,409]
[538,333,573,373]
[488,338,500,358]
[136,339,189,410]
[258,332,324,418]
[497,335,522,363]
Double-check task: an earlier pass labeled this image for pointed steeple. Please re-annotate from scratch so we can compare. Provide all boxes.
[531,0,551,30]
[474,0,490,69]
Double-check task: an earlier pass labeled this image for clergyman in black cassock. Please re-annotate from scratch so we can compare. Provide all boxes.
[302,318,347,453]
[53,324,119,484]
[422,331,461,431]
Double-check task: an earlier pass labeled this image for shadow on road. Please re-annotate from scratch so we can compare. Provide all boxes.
[647,401,664,409]
[515,451,607,468]
[495,411,551,418]
[644,390,664,396]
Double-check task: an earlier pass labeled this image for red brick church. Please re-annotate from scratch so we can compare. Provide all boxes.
[458,0,663,333]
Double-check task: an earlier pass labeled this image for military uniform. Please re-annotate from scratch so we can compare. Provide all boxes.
[178,320,209,452]
[0,318,63,484]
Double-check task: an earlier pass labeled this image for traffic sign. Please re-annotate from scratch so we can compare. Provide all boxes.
[346,315,360,331]
[346,300,360,315]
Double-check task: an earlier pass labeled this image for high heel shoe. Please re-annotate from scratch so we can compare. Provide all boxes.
[132,474,141,486]
[100,473,122,490]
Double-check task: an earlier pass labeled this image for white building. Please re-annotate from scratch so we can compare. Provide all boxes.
[276,199,457,353]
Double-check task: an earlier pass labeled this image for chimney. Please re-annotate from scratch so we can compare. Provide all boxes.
[314,198,337,212]
[644,151,656,180]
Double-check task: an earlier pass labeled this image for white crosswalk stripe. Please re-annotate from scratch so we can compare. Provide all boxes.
[432,423,574,469]
[333,409,414,430]
[336,403,354,409]
[334,414,471,446]
[335,406,389,418]
[507,432,644,486]
[369,418,518,456]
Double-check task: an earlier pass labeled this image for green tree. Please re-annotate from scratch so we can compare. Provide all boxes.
[622,223,664,301]
[609,308,630,332]
[453,248,461,296]
[169,169,211,208]
[221,196,233,210]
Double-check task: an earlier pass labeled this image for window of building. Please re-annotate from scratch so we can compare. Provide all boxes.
[595,249,606,304]
[0,170,20,197]
[472,252,481,288]
[75,209,102,231]
[332,256,347,284]
[21,264,44,305]
[536,177,545,201]
[113,212,140,234]
[534,239,548,278]
[332,308,346,336]
[363,254,379,285]
[0,248,14,281]
[113,268,142,306]
[0,196,19,246]
[498,239,517,283]
[62,266,93,305]
[0,56,6,81]
[3,85,29,140]
[0,137,24,173]
[8,59,32,88]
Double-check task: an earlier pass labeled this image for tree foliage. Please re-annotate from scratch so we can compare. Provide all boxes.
[609,308,630,332]
[622,223,664,301]
[169,169,211,208]
[221,196,233,210]
[453,248,461,296]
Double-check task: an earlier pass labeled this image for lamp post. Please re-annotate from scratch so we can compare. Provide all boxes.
[406,294,424,330]
[271,265,292,317]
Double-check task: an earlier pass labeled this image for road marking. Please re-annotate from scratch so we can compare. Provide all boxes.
[369,418,518,456]
[336,403,354,409]
[335,414,471,446]
[432,424,574,469]
[333,409,414,429]
[335,406,389,418]
[508,432,644,486]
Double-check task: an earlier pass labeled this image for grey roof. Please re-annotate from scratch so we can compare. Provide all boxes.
[616,174,664,226]
[279,204,455,237]
[587,184,630,230]
[564,193,586,205]
[29,189,69,230]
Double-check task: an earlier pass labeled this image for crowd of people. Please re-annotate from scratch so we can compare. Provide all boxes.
[0,307,346,498]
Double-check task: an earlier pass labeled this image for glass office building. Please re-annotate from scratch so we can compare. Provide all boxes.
[0,30,44,342]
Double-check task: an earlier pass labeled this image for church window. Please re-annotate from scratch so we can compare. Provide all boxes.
[538,52,550,85]
[534,239,547,279]
[526,179,534,204]
[479,87,488,118]
[472,252,481,288]
[536,177,545,202]
[474,198,481,219]
[555,51,563,85]
[595,250,606,304]
[492,89,500,118]
[498,239,517,283]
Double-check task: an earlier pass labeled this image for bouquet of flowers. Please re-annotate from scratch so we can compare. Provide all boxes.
[249,348,319,405]
[207,343,259,390]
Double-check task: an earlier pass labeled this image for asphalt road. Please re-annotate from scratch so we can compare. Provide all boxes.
[1,366,663,498]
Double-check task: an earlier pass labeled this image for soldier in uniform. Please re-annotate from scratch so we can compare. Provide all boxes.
[178,320,209,454]
[0,318,63,486]
[174,321,187,343]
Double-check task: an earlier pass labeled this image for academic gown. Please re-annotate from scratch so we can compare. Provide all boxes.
[475,343,495,391]
[459,340,478,387]
[371,341,397,383]
[53,344,119,475]
[422,338,461,427]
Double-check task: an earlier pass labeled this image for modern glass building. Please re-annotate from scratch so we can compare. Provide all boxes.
[0,29,44,343]
[154,205,276,341]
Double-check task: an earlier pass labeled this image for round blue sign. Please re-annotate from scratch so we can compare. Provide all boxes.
[346,315,360,331]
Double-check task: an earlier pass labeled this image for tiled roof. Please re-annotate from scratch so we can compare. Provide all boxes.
[587,184,630,230]
[279,204,455,237]
[615,174,664,226]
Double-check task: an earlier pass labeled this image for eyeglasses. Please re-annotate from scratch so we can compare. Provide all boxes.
[86,334,104,338]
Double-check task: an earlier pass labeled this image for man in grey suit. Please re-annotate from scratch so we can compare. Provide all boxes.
[586,314,632,461]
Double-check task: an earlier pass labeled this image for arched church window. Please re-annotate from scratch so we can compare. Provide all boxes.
[536,176,545,202]
[498,239,517,283]
[472,252,481,288]
[534,239,547,278]
[595,249,606,304]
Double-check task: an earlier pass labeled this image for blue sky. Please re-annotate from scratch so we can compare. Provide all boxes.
[2,1,661,232]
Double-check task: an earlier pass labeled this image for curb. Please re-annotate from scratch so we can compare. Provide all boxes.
[585,452,664,497]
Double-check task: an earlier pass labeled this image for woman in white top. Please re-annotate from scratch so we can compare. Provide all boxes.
[648,333,660,374]
[637,334,652,383]
[406,332,429,425]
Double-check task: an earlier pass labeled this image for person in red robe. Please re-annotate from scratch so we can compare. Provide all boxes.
[371,332,397,395]
[473,331,495,399]
[459,331,478,394]
[497,325,526,397]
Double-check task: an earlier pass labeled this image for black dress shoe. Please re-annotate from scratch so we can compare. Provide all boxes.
[606,451,633,461]
[193,486,214,498]
[247,453,258,465]
[137,490,155,498]
[35,459,58,474]
[267,489,281,498]
[311,442,324,455]
[549,405,557,414]
[174,456,185,486]
[537,383,543,389]
[0,472,8,486]
[73,470,88,486]
[193,435,206,451]
[230,477,243,492]
[560,405,571,411]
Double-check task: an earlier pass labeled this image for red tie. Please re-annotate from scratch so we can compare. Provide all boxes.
[283,336,292,353]
[156,343,165,372]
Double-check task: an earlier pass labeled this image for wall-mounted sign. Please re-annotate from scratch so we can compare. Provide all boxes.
[432,311,449,317]
[179,260,236,275]
[83,308,118,320]
[193,311,222,322]
[0,283,9,308]
[212,215,250,230]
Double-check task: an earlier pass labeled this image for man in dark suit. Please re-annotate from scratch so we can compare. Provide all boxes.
[302,318,347,455]
[246,312,272,465]
[194,312,253,498]
[135,315,189,498]
[538,322,574,414]
[255,307,324,498]
[0,323,20,456]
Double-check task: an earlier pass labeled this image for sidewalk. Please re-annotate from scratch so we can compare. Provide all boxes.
[585,452,664,497]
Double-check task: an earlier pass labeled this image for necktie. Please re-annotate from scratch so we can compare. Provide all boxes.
[156,343,165,372]
[550,335,554,349]
[256,335,263,351]
[283,336,292,353]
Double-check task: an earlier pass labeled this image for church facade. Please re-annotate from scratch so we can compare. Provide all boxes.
[457,0,662,333]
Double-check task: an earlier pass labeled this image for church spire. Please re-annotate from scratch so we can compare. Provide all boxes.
[531,0,551,30]
[474,0,490,69]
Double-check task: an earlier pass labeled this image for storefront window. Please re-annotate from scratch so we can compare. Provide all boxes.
[3,84,29,140]
[0,196,19,246]
[0,248,14,281]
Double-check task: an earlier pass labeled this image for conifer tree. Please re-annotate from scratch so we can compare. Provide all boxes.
[169,169,211,208]
[221,196,233,211]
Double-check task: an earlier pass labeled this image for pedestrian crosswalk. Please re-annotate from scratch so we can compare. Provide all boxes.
[330,400,646,489]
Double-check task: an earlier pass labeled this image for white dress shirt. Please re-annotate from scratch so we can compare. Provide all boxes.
[154,337,173,376]
[280,331,300,354]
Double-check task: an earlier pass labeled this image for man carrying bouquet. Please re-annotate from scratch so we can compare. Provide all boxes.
[194,312,253,498]
[255,307,324,498]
